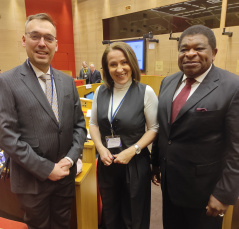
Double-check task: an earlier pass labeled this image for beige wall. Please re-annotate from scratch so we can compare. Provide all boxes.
[72,0,239,76]
[1,0,239,76]
[0,0,27,72]
[72,0,185,76]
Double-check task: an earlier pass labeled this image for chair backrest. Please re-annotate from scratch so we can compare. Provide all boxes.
[0,217,28,229]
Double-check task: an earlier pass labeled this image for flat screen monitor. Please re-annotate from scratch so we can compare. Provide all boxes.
[84,91,94,100]
[123,39,146,72]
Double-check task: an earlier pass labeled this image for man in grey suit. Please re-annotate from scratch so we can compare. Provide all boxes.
[78,61,91,83]
[151,25,239,229]
[0,13,87,229]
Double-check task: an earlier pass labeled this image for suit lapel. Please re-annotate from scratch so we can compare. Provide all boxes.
[166,73,183,124]
[20,62,59,126]
[174,66,219,122]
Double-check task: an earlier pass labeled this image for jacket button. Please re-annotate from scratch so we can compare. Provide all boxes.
[168,140,172,145]
[59,130,62,135]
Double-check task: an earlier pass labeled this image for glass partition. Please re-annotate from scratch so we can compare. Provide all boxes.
[225,0,239,27]
[103,0,222,40]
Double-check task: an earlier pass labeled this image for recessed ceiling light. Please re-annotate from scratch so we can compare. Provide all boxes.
[169,7,186,11]
[207,0,222,4]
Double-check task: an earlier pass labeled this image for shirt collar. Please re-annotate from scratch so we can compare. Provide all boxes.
[182,64,212,83]
[28,61,51,78]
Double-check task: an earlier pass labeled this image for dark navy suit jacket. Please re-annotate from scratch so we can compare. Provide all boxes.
[90,70,101,84]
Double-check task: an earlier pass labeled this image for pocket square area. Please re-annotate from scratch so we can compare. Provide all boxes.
[196,108,207,112]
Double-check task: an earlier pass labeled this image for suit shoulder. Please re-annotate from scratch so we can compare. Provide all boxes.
[0,64,23,81]
[163,71,183,83]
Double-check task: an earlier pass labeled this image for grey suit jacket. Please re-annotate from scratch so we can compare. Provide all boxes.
[151,65,239,208]
[79,68,91,84]
[0,61,87,194]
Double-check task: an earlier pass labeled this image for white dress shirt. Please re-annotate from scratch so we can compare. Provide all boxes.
[173,65,212,101]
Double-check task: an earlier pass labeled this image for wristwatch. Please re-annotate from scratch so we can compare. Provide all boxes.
[134,144,141,154]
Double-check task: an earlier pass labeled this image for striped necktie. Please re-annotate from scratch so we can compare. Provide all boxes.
[40,74,59,122]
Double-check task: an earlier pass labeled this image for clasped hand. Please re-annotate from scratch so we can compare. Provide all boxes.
[100,146,135,166]
[151,165,161,186]
[48,158,72,181]
[206,195,229,217]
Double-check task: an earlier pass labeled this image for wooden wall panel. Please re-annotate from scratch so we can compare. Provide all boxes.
[0,0,27,72]
[72,0,239,77]
[72,0,239,76]
[224,27,239,74]
[1,0,239,76]
[25,0,76,77]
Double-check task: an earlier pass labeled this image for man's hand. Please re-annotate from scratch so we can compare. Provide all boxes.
[151,165,161,186]
[206,194,229,217]
[58,158,72,171]
[48,161,71,181]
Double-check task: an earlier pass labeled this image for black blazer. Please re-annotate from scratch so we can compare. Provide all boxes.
[90,70,101,84]
[0,61,87,194]
[151,65,239,208]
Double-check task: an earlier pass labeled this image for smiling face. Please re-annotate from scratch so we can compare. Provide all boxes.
[178,34,217,78]
[107,49,132,85]
[22,19,58,73]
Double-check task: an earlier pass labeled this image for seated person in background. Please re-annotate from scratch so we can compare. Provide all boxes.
[89,64,102,84]
[78,61,91,83]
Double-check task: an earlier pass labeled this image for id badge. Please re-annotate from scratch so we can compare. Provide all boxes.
[105,135,122,149]
[84,74,87,78]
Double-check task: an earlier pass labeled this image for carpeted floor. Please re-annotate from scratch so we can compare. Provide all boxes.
[150,182,163,229]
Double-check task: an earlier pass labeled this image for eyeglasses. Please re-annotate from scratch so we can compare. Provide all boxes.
[25,31,56,43]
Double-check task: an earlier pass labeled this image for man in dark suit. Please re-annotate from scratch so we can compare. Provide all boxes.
[151,25,239,229]
[0,13,87,229]
[89,64,101,84]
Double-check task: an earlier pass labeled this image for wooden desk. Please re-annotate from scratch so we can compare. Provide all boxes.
[140,75,165,96]
[76,83,102,98]
[0,141,98,229]
[80,98,92,109]
[0,176,24,220]
[222,205,233,229]
[75,163,96,229]
[73,140,98,229]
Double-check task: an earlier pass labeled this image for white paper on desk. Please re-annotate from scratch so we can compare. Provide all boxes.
[85,84,92,89]
[87,133,91,139]
[86,109,91,117]
[76,158,82,175]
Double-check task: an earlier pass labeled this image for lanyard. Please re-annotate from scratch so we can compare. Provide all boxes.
[27,59,54,106]
[110,83,132,126]
[83,68,88,74]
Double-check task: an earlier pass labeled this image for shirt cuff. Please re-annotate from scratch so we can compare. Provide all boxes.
[64,156,74,166]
